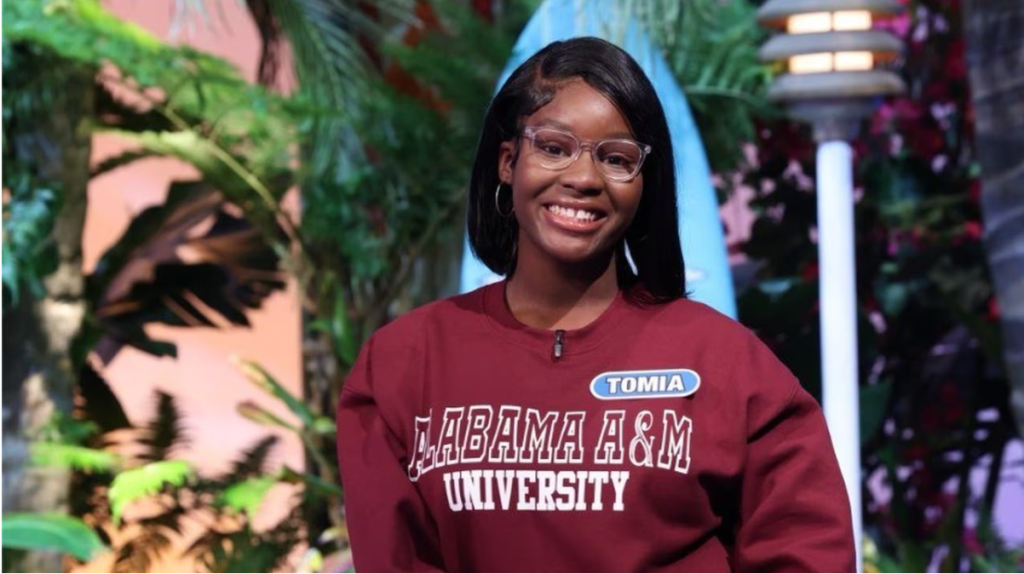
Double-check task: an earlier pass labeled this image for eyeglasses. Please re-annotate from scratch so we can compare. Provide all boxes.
[521,126,652,182]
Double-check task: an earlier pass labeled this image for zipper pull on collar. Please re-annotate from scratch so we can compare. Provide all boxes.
[553,329,565,361]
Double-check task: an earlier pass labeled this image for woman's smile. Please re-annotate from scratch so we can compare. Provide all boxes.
[542,202,607,230]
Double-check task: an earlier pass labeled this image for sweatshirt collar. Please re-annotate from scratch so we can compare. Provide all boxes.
[480,280,632,357]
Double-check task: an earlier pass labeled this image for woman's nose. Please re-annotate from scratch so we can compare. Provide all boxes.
[559,149,604,193]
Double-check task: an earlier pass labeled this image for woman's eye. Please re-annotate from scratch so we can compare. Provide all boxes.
[540,143,570,156]
[602,154,631,166]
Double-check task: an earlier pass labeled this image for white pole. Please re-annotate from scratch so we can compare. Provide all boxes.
[816,139,862,572]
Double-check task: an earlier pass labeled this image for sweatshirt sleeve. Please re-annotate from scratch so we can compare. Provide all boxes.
[336,336,444,572]
[732,334,857,573]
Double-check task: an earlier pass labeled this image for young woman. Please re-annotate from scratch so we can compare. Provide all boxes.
[337,37,855,572]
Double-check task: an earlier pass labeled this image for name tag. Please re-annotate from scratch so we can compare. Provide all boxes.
[590,369,701,400]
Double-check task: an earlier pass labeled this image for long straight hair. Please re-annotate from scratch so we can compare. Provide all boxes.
[467,36,685,304]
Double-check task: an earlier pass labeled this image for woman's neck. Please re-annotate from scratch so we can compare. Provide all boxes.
[505,255,620,331]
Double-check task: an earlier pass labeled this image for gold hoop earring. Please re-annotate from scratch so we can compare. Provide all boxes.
[494,183,513,217]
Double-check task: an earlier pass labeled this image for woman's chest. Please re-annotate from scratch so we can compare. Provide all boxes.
[390,348,746,523]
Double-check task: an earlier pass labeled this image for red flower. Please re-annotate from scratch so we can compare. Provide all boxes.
[947,39,967,81]
[963,221,982,241]
[924,81,952,102]
[963,528,985,555]
[893,99,925,122]
[871,103,896,135]
[801,262,819,280]
[904,443,929,460]
[988,297,1001,320]
[908,125,946,159]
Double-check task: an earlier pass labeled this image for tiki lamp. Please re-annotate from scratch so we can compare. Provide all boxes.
[756,1,906,569]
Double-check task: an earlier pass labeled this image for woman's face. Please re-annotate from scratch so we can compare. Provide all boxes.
[498,79,644,272]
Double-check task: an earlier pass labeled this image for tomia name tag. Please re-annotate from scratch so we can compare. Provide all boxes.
[590,369,701,400]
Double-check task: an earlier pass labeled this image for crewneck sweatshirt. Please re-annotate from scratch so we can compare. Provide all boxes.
[337,281,855,572]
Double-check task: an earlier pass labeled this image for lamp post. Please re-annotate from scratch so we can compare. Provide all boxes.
[755,1,906,570]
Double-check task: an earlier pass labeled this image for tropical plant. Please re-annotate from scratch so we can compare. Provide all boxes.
[21,386,312,573]
[231,357,351,572]
[3,1,297,569]
[251,0,531,548]
[633,0,775,175]
[1,513,109,565]
[2,27,96,573]
[5,0,529,570]
[2,1,911,573]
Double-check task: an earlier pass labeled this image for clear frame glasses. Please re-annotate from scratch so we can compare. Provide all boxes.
[521,126,652,182]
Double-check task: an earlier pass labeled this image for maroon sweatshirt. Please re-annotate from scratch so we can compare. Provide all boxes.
[336,282,855,572]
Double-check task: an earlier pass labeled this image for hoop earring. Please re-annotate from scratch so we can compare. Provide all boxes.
[494,183,514,217]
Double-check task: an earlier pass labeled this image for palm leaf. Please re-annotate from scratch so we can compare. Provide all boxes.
[89,149,160,178]
[91,180,221,297]
[280,465,343,498]
[236,400,300,432]
[623,0,774,173]
[91,180,286,362]
[234,358,315,428]
[1,513,108,562]
[78,364,132,433]
[255,0,413,175]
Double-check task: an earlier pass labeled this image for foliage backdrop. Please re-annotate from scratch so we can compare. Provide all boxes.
[2,0,1021,572]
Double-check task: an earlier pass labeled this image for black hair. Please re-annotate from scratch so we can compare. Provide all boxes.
[467,36,685,304]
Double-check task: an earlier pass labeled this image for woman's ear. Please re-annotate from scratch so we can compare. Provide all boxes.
[498,140,516,184]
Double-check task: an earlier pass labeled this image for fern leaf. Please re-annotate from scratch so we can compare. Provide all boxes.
[30,442,121,473]
[217,476,278,517]
[221,435,279,483]
[140,391,188,462]
[108,460,194,523]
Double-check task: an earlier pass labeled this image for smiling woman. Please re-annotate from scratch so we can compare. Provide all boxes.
[336,36,856,573]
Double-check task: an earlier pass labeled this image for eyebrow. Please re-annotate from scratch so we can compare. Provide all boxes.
[528,120,635,141]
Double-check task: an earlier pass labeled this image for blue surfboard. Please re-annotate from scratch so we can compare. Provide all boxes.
[459,0,737,319]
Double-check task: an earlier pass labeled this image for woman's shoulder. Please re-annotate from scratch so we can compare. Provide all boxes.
[654,296,801,390]
[643,296,751,338]
[639,296,788,370]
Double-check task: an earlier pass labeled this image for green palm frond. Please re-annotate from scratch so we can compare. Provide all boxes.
[1,513,108,562]
[301,1,514,291]
[256,0,414,175]
[628,0,774,173]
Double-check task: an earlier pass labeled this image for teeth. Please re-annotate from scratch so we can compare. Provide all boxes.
[548,205,597,222]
